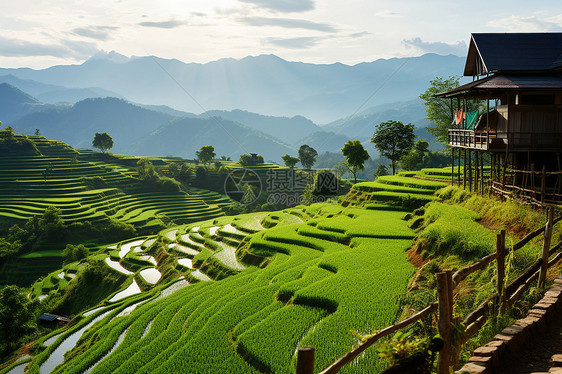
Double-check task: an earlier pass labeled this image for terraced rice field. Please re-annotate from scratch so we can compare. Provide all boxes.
[348,174,449,206]
[22,198,418,373]
[0,136,224,228]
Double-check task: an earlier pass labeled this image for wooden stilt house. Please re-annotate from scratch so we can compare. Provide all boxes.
[437,33,562,206]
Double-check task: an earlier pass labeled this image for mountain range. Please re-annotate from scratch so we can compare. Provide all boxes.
[0,52,464,124]
[0,52,460,162]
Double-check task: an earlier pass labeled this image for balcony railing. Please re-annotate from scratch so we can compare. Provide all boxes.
[448,129,489,150]
[448,129,562,150]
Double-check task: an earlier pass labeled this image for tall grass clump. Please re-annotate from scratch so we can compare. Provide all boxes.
[435,186,550,237]
[412,202,495,260]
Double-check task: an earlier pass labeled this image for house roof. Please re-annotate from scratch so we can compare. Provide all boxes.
[464,33,562,76]
[436,74,562,98]
[39,313,70,323]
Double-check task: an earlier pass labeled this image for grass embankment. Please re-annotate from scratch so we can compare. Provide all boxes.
[406,184,561,365]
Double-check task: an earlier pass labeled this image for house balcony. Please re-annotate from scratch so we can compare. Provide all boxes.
[448,129,562,152]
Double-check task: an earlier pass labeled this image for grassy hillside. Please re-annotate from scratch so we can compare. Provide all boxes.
[0,134,225,286]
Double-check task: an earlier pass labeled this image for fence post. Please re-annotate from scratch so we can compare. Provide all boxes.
[296,346,315,374]
[538,207,554,288]
[496,230,506,311]
[437,271,453,374]
[540,165,546,205]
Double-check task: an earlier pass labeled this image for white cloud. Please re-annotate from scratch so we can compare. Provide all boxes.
[138,20,188,29]
[264,36,327,49]
[239,16,336,32]
[238,0,315,13]
[0,35,98,58]
[375,10,401,18]
[488,15,562,32]
[73,26,118,41]
[402,37,467,56]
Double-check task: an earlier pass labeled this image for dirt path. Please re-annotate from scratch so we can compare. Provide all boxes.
[495,306,562,373]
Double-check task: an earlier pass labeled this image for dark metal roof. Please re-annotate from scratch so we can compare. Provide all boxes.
[464,33,562,76]
[39,313,70,323]
[436,74,562,98]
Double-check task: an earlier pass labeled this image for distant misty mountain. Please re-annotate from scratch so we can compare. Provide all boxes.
[293,131,351,154]
[6,92,294,161]
[200,109,321,145]
[12,97,174,152]
[0,83,55,123]
[0,52,464,123]
[0,74,122,104]
[129,117,294,161]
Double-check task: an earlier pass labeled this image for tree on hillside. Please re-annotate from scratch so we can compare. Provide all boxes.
[0,286,37,355]
[371,120,415,175]
[281,154,299,169]
[400,140,430,171]
[196,145,216,165]
[92,132,114,153]
[137,158,157,181]
[298,145,318,170]
[419,76,481,144]
[341,140,370,184]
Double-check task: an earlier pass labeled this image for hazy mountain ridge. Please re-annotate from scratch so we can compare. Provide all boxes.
[0,74,122,104]
[0,53,464,123]
[0,83,57,123]
[129,116,295,161]
[3,89,295,161]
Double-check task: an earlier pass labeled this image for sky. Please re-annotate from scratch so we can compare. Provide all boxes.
[1,0,562,69]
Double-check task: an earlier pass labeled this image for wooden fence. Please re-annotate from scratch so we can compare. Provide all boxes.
[296,208,561,374]
[490,167,562,206]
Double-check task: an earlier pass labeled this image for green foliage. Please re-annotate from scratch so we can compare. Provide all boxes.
[371,120,415,175]
[194,165,208,183]
[400,140,429,171]
[341,140,370,183]
[137,158,158,181]
[419,76,460,143]
[0,286,38,356]
[196,145,216,165]
[62,244,89,265]
[376,330,429,365]
[281,154,299,168]
[298,144,318,170]
[0,238,22,262]
[92,132,114,153]
[375,164,389,178]
[239,154,265,166]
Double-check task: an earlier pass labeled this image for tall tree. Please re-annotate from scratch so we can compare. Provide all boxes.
[281,154,299,169]
[371,120,415,175]
[341,140,370,184]
[400,140,430,171]
[196,145,216,165]
[419,76,461,144]
[92,132,114,153]
[298,144,318,170]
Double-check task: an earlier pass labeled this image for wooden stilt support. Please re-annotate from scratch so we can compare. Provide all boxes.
[463,149,467,189]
